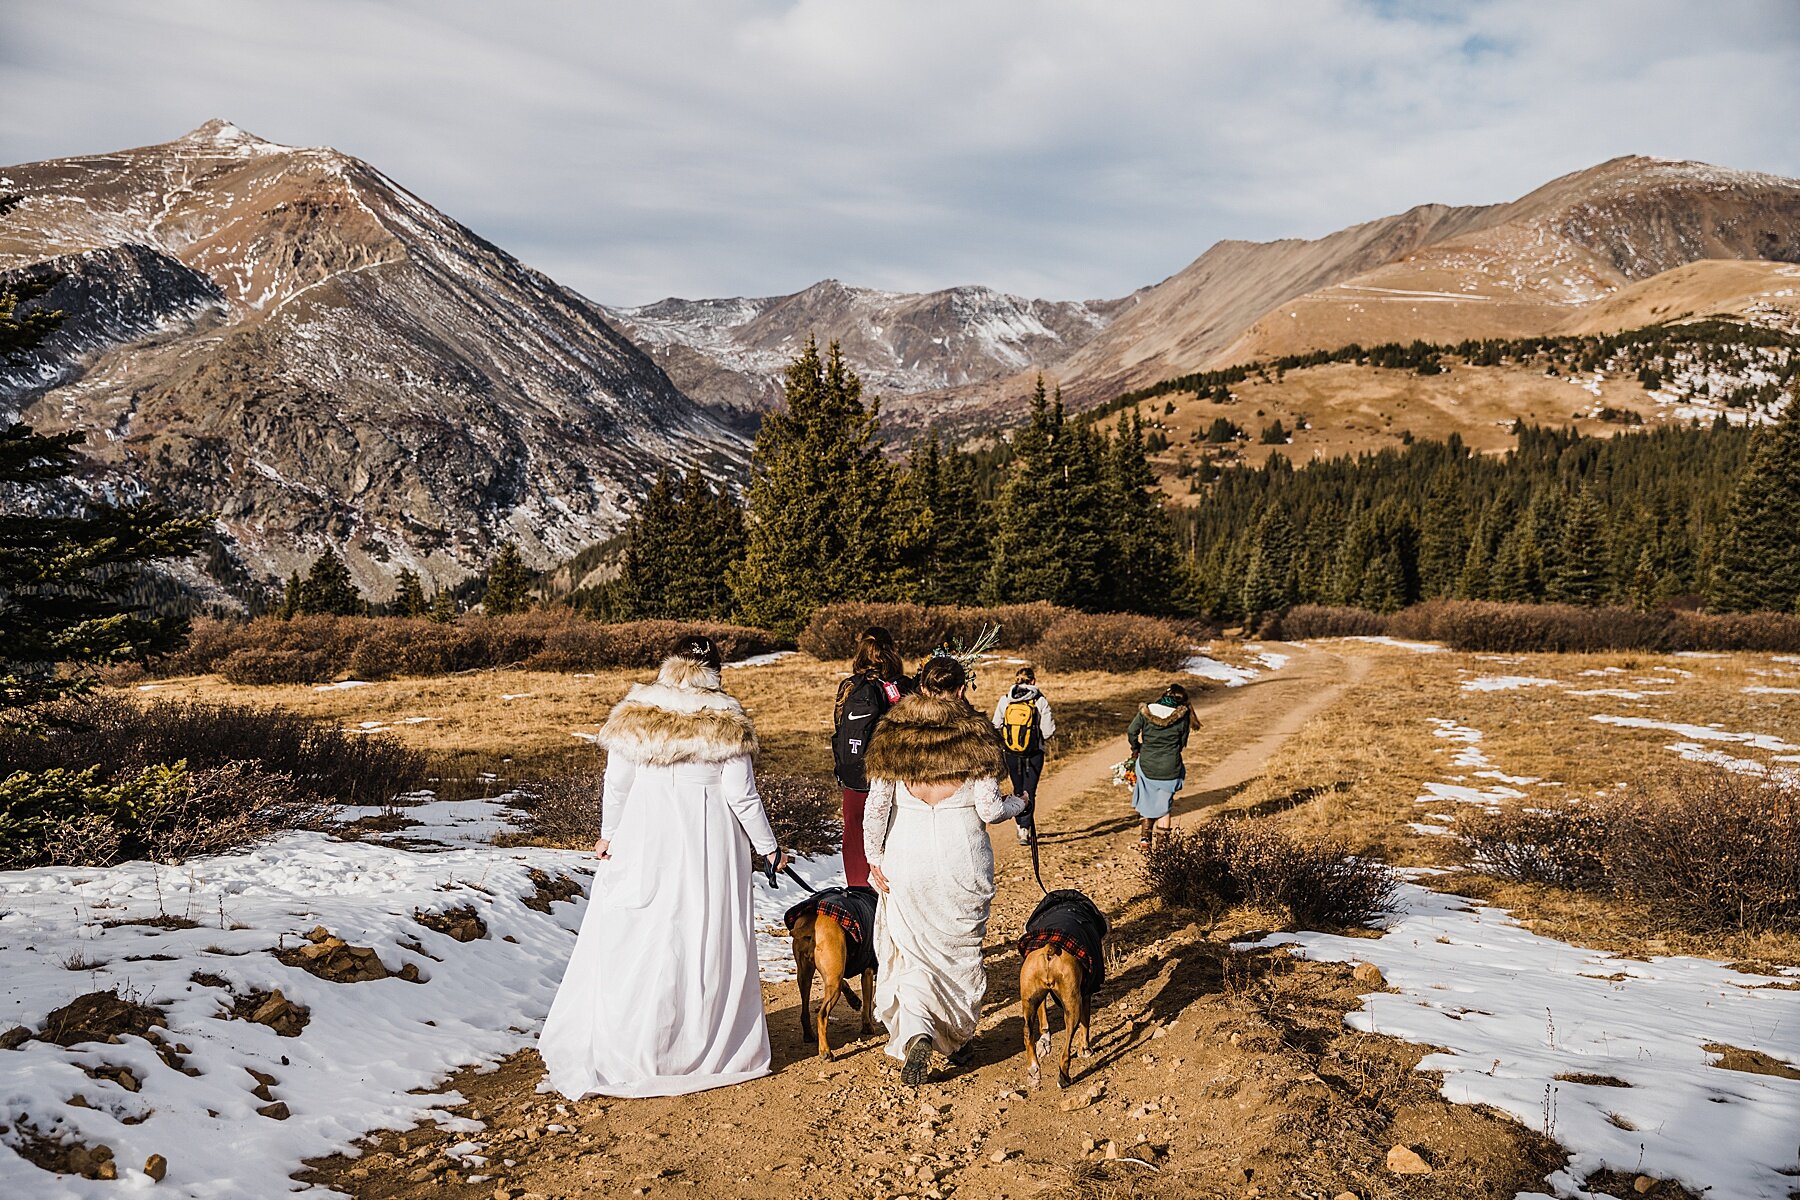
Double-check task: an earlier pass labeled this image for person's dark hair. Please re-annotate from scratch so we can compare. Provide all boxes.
[1161,683,1190,708]
[851,626,903,681]
[1015,666,1036,686]
[671,634,722,672]
[918,655,967,697]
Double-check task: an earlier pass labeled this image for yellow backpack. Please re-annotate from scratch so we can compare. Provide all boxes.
[1001,698,1039,753]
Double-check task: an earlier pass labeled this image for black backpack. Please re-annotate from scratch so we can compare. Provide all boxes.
[833,675,897,791]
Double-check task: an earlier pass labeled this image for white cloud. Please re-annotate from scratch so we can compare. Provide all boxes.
[1,0,1795,303]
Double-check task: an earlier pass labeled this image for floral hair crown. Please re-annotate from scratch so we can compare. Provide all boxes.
[931,623,1002,689]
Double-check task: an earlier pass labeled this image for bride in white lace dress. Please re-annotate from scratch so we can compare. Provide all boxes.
[864,655,1023,1085]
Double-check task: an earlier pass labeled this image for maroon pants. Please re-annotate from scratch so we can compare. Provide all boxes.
[841,787,870,887]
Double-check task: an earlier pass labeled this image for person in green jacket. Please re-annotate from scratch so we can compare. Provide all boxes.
[1126,683,1198,851]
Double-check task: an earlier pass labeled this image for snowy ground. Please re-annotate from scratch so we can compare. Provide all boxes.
[1183,642,1293,687]
[1243,879,1800,1199]
[0,794,836,1197]
[1375,652,1800,1194]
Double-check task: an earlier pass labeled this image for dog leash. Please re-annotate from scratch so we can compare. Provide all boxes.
[756,851,818,894]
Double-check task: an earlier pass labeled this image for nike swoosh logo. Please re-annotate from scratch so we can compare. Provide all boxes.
[847,711,873,720]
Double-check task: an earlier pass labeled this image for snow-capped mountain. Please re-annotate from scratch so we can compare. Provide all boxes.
[0,120,745,598]
[603,279,1127,431]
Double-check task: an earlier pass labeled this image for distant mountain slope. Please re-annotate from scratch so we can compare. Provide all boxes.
[1072,156,1800,401]
[0,120,745,599]
[603,279,1126,430]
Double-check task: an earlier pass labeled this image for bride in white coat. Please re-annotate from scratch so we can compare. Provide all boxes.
[864,654,1023,1085]
[539,637,786,1099]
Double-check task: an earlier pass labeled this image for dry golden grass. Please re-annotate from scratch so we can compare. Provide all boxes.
[121,656,1175,791]
[1215,642,1800,964]
[1143,359,1665,500]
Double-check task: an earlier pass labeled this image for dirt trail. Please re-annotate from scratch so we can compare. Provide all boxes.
[308,644,1558,1200]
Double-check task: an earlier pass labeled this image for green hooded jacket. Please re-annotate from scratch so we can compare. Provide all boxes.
[1126,701,1193,782]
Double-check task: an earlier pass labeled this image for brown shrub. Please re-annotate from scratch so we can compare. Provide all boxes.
[521,769,603,848]
[1459,802,1609,888]
[522,618,787,672]
[155,613,788,682]
[1603,769,1800,931]
[1387,600,1670,653]
[758,773,842,858]
[798,602,1066,660]
[1459,768,1800,932]
[1268,605,1390,640]
[1033,613,1192,673]
[1668,610,1800,654]
[1,694,425,809]
[1144,820,1396,928]
[219,647,335,685]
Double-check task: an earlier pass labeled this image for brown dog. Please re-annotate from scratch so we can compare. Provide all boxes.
[1017,889,1108,1088]
[791,909,874,1058]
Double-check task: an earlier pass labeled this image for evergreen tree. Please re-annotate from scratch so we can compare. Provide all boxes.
[428,588,458,623]
[393,568,428,617]
[277,570,303,620]
[1549,488,1612,605]
[664,468,746,620]
[1709,394,1800,612]
[984,378,1071,605]
[0,425,206,716]
[901,435,992,606]
[483,542,531,616]
[1241,507,1297,621]
[1104,409,1182,612]
[1417,469,1468,598]
[609,472,681,619]
[733,339,896,633]
[297,551,364,616]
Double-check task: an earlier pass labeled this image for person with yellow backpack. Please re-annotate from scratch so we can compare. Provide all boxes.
[990,665,1056,845]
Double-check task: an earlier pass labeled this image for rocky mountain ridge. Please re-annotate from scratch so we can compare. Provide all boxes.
[603,279,1126,431]
[615,155,1800,432]
[0,120,745,600]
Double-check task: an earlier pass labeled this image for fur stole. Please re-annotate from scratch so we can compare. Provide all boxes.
[866,693,1003,785]
[597,656,758,766]
[1137,702,1194,729]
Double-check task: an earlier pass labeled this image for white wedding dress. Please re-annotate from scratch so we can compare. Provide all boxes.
[539,750,777,1098]
[863,777,1023,1058]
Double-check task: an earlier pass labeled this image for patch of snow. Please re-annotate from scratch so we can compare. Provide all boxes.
[1182,654,1258,687]
[499,692,534,701]
[312,680,373,692]
[1567,688,1653,700]
[1590,715,1799,753]
[1240,882,1800,1200]
[1245,645,1290,671]
[1745,686,1800,696]
[1461,675,1560,693]
[724,651,798,669]
[1343,636,1444,653]
[0,793,841,1198]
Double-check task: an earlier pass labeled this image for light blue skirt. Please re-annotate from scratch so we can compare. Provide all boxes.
[1132,770,1183,819]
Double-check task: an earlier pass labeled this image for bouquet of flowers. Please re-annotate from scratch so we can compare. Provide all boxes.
[1110,757,1138,789]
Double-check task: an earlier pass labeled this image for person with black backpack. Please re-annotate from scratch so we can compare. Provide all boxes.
[990,665,1055,845]
[833,626,911,887]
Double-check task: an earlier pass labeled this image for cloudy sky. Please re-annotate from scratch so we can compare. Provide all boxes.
[3,1,1797,304]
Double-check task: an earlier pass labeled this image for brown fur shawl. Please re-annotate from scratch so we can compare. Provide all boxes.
[596,656,758,766]
[866,693,1003,785]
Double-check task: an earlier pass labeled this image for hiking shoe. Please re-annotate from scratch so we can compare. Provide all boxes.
[901,1035,933,1086]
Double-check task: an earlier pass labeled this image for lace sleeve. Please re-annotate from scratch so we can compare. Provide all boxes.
[862,778,896,868]
[972,777,1025,823]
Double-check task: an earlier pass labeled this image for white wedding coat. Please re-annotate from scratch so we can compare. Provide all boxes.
[539,658,778,1099]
